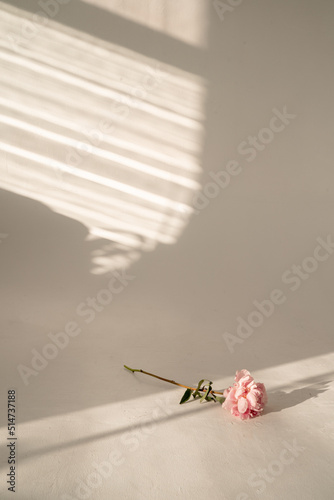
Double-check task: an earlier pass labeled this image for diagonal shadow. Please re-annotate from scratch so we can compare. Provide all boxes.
[0,398,216,470]
[1,0,206,75]
[264,371,334,414]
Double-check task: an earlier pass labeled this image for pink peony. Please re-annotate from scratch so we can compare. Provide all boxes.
[222,369,267,420]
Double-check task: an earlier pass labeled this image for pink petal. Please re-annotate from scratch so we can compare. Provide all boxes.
[235,369,250,383]
[223,387,231,398]
[222,399,233,412]
[247,391,257,408]
[256,383,268,404]
[228,387,237,400]
[237,397,249,414]
[235,387,246,399]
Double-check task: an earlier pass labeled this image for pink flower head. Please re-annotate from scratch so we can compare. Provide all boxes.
[222,369,267,420]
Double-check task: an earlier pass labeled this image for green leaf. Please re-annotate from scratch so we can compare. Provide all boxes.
[215,396,225,404]
[193,379,212,399]
[200,384,213,403]
[179,388,193,405]
[192,379,205,399]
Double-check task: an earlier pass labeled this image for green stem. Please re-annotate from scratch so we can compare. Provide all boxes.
[123,365,225,395]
